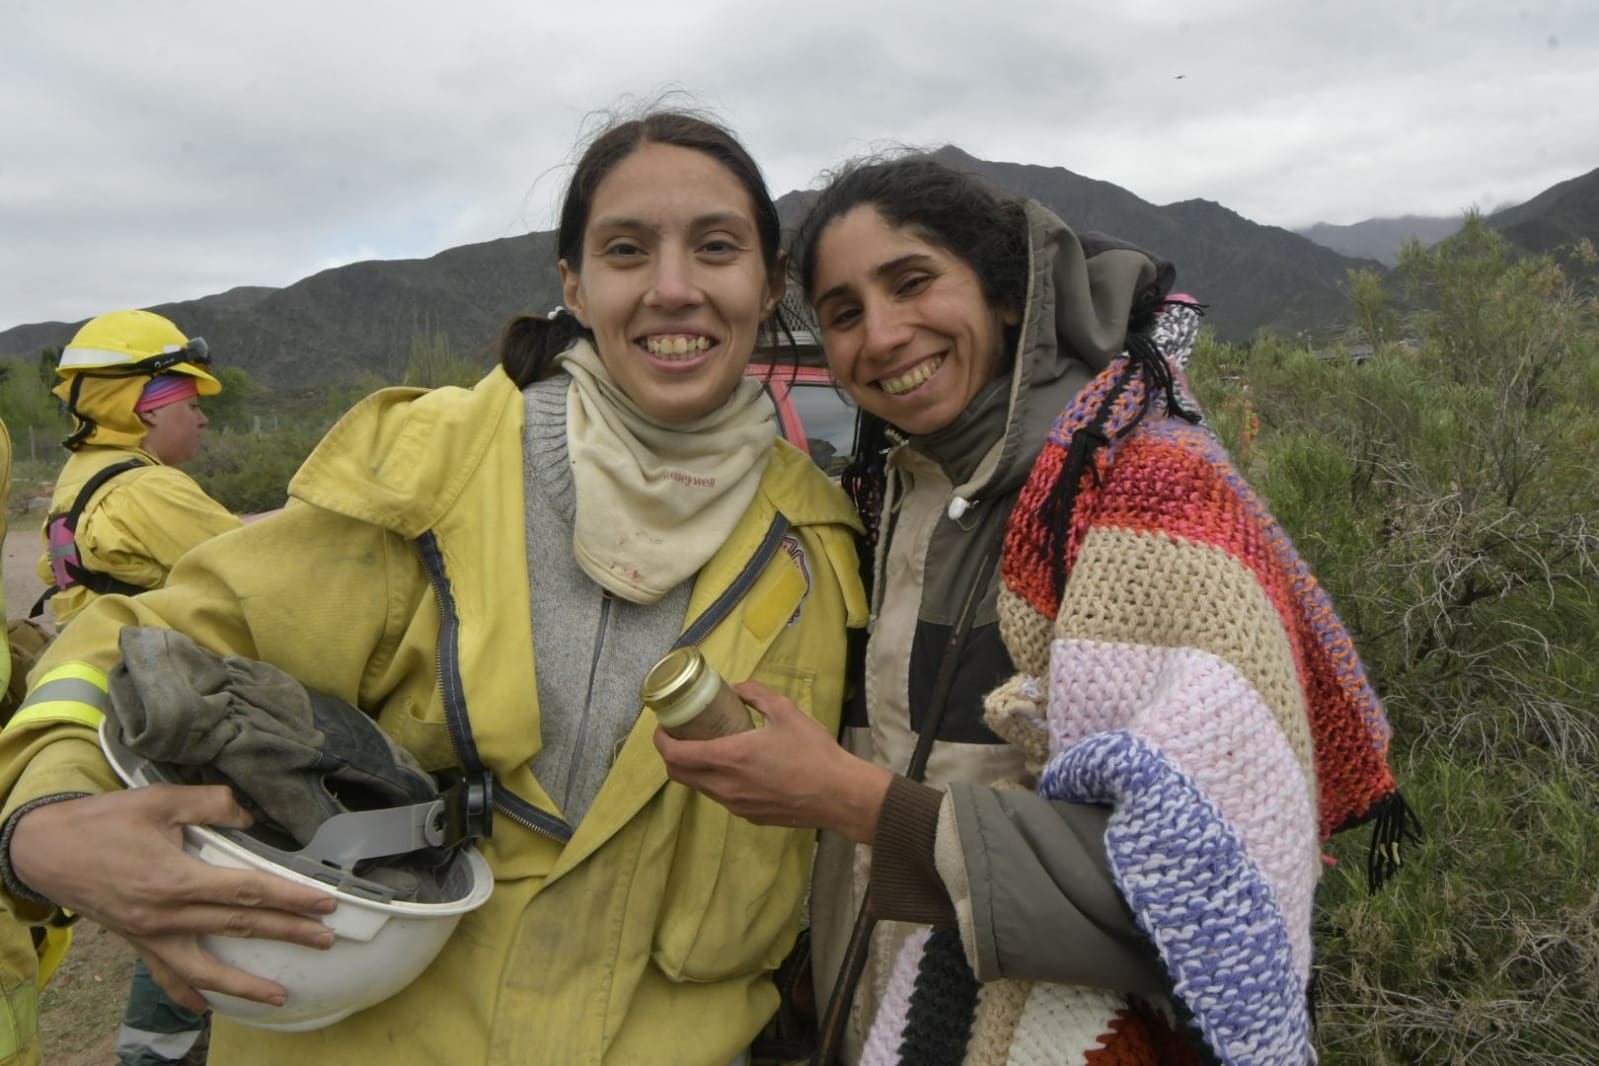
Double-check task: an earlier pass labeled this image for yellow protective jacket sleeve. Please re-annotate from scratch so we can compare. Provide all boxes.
[35,444,244,626]
[1,418,10,696]
[0,368,867,1066]
[0,913,40,1065]
[0,419,38,1066]
[0,658,118,924]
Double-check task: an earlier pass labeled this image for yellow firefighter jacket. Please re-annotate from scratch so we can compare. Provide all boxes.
[1,368,866,1065]
[35,443,242,625]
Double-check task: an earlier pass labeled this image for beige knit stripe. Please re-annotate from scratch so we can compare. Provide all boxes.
[1005,984,1131,1065]
[965,978,1031,1066]
[1052,526,1318,787]
[997,588,1054,678]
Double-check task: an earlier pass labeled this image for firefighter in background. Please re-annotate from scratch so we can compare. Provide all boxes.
[32,310,241,1065]
[35,310,241,627]
[0,413,49,1066]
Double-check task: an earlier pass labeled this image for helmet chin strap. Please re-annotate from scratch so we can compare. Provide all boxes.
[296,776,491,873]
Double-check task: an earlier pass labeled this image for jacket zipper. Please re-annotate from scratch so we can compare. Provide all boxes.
[417,531,574,843]
[563,590,612,812]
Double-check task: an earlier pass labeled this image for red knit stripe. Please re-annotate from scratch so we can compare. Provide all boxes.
[1004,422,1397,840]
[1083,1002,1208,1065]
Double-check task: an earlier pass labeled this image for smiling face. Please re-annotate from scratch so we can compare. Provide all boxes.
[810,205,1016,436]
[138,395,208,465]
[559,141,783,424]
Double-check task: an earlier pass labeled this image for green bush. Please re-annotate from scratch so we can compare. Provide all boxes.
[1189,218,1599,1063]
[187,425,327,514]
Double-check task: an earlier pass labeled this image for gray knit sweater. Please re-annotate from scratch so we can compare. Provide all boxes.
[523,377,691,823]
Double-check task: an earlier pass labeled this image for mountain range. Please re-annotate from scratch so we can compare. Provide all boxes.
[3,154,1594,389]
[1294,165,1599,267]
[1294,216,1466,267]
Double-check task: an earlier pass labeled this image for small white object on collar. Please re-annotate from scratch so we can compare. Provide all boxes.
[947,496,975,521]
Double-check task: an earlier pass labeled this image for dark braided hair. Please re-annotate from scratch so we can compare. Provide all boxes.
[793,154,1192,602]
[792,155,1029,596]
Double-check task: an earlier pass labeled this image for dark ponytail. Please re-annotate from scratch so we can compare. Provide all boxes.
[497,308,591,387]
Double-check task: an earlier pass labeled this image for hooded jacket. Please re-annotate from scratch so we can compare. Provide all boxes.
[0,366,868,1065]
[808,201,1209,1062]
[34,443,243,625]
[812,190,1394,1063]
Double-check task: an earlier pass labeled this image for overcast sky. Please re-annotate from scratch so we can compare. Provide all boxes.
[3,0,1595,331]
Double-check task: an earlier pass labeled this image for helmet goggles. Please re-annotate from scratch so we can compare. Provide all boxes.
[132,336,211,374]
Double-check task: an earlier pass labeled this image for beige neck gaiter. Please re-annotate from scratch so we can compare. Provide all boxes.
[557,340,776,604]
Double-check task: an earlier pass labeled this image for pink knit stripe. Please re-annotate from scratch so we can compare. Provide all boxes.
[1055,526,1320,788]
[1048,638,1320,977]
[859,926,932,1066]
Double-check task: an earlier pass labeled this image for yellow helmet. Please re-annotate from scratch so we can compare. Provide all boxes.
[59,309,222,394]
[55,310,223,449]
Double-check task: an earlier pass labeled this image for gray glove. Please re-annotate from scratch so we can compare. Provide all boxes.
[107,626,454,898]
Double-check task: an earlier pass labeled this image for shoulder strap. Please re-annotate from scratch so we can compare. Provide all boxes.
[63,459,152,531]
[416,512,794,846]
[812,533,1002,1066]
[34,459,154,614]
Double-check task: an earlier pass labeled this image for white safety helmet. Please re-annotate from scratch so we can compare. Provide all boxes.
[99,720,495,1032]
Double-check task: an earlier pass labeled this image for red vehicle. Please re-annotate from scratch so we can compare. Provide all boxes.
[745,362,856,478]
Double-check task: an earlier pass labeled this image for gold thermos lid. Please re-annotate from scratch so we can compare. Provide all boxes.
[640,647,704,712]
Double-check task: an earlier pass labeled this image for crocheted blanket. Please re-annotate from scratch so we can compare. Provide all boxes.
[861,303,1407,1065]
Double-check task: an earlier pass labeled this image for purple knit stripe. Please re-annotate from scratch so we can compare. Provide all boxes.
[1043,359,1153,450]
[1047,637,1319,977]
[1040,731,1312,1066]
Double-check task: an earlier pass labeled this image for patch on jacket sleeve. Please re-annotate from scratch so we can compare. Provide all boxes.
[782,534,812,628]
[741,534,813,642]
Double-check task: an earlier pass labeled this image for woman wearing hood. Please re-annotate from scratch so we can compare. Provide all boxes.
[658,156,1413,1065]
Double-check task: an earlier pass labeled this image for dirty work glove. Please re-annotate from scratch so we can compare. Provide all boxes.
[106,626,444,865]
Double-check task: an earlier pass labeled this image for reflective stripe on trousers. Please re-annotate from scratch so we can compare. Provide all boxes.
[116,958,206,1066]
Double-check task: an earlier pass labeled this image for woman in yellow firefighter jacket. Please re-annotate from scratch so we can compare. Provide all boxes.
[0,110,866,1066]
[34,310,242,627]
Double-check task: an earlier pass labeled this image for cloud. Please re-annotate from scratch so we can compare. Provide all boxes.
[2,0,1595,330]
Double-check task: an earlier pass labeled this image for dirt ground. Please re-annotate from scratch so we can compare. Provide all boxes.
[35,922,135,1065]
[4,527,47,626]
[6,526,139,1064]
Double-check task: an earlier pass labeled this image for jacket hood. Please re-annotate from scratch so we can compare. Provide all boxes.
[54,374,151,449]
[290,367,862,540]
[940,200,1173,506]
[290,376,507,538]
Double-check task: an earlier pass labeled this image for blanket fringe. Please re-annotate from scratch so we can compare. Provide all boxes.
[1365,791,1424,892]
